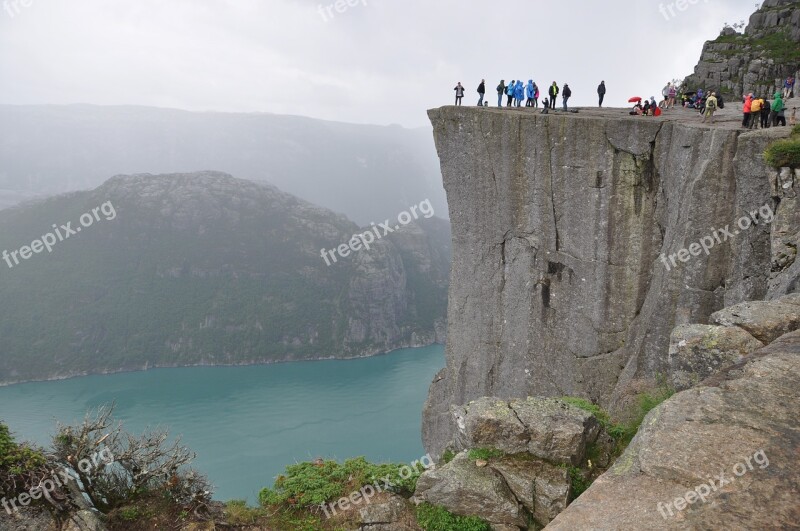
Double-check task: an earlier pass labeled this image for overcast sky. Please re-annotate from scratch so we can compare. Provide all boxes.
[0,0,759,128]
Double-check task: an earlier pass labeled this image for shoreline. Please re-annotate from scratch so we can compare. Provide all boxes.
[0,340,445,388]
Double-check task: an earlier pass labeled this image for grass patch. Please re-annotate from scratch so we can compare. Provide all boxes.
[764,125,800,168]
[467,448,504,461]
[416,503,492,531]
[559,465,591,499]
[258,456,422,509]
[441,449,455,464]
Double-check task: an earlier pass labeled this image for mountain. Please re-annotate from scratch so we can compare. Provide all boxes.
[0,172,450,385]
[0,105,446,226]
[683,0,800,98]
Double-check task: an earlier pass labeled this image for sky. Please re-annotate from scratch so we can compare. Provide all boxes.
[0,0,760,128]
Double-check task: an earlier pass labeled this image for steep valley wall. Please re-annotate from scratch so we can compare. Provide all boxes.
[422,106,795,457]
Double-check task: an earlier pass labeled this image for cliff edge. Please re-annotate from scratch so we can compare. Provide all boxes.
[422,104,797,457]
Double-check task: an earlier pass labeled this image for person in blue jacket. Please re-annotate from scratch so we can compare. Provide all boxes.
[507,80,515,107]
[526,80,535,107]
[514,80,524,108]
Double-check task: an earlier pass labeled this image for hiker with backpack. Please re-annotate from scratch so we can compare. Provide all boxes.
[454,83,466,106]
[702,92,718,123]
[784,76,795,99]
[497,80,506,107]
[548,82,559,109]
[749,96,763,129]
[477,80,486,106]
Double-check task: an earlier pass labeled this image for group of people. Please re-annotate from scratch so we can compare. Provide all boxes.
[454,80,573,111]
[453,74,797,128]
[741,92,795,129]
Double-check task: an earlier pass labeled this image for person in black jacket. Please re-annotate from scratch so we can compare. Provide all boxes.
[598,81,606,107]
[496,80,505,107]
[562,83,572,111]
[477,79,485,106]
[548,82,559,109]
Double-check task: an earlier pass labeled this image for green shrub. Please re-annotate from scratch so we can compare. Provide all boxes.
[441,449,455,464]
[258,456,424,509]
[416,503,491,531]
[792,124,800,137]
[467,448,504,461]
[560,465,591,498]
[0,422,48,497]
[764,138,800,168]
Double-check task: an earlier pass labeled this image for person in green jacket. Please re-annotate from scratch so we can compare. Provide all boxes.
[771,91,786,126]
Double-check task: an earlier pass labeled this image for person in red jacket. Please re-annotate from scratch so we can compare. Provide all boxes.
[742,93,753,128]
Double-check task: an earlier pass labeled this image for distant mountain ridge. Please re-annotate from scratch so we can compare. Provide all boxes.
[0,104,447,225]
[0,172,450,385]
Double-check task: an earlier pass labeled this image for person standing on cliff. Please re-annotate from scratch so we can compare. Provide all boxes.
[668,84,677,109]
[507,80,516,107]
[526,80,535,107]
[549,82,559,109]
[749,96,763,129]
[742,93,753,128]
[562,83,572,111]
[477,80,486,106]
[597,81,606,107]
[454,82,465,106]
[771,91,785,126]
[496,80,506,107]
[514,81,524,108]
[533,83,540,108]
[702,92,718,123]
[761,96,772,128]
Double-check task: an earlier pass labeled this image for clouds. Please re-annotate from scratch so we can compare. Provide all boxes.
[0,0,758,127]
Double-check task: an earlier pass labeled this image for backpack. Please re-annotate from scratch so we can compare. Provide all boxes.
[717,95,724,109]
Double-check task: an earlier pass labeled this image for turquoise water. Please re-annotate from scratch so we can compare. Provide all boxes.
[0,345,444,502]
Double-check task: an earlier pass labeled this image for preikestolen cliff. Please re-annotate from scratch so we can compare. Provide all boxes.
[1,1,800,530]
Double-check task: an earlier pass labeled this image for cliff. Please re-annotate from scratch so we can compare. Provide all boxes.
[683,0,800,98]
[422,105,797,457]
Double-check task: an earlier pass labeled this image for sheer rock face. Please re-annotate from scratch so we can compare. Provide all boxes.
[421,107,796,458]
[546,330,800,530]
[683,0,800,98]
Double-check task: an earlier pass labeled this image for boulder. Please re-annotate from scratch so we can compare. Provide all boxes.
[63,511,106,531]
[667,324,764,390]
[358,494,420,531]
[710,300,800,344]
[414,452,527,528]
[545,330,800,530]
[452,397,529,454]
[509,397,600,466]
[489,458,570,526]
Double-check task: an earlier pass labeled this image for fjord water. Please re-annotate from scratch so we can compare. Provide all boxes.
[0,345,444,502]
